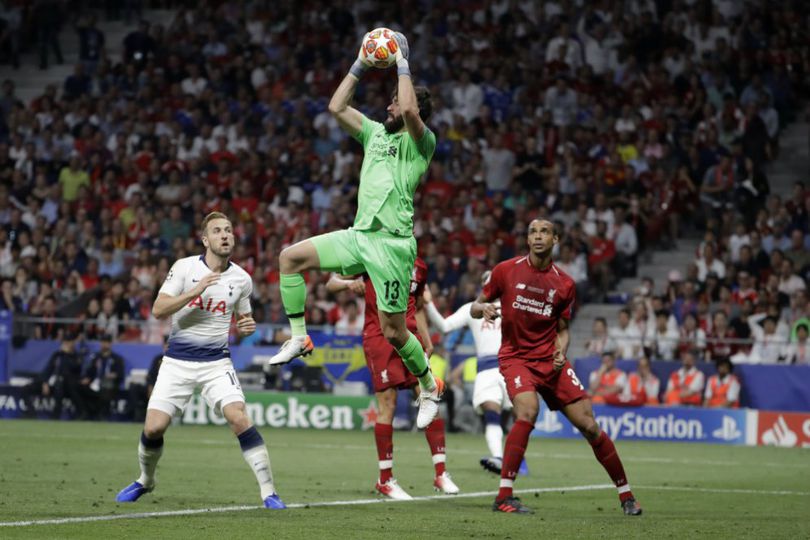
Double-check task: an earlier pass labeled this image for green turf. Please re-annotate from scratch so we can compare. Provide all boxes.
[0,420,808,539]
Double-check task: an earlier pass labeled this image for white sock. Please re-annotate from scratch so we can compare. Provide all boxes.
[485,424,504,458]
[243,445,276,499]
[136,442,162,487]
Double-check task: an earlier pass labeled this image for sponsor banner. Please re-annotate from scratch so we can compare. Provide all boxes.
[181,391,378,431]
[532,402,751,445]
[757,411,810,448]
[0,385,130,420]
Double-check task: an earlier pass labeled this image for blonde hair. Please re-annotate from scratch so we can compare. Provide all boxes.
[201,211,230,236]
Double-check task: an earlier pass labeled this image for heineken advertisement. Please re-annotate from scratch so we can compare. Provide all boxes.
[181,391,379,430]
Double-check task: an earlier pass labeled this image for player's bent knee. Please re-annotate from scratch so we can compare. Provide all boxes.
[143,409,171,438]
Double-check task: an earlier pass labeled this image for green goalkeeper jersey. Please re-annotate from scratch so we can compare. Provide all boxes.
[352,116,436,237]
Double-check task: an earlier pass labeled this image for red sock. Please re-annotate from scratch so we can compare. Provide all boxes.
[590,431,633,502]
[498,419,533,500]
[374,422,394,483]
[425,417,447,476]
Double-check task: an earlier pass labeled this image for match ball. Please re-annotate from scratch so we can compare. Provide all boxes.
[361,27,399,69]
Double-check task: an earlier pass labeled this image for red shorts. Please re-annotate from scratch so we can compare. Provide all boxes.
[500,358,587,411]
[364,334,418,393]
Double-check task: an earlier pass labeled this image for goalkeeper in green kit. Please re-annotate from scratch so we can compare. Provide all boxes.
[268,31,443,428]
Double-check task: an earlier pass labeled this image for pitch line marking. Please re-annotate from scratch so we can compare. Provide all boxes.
[2,483,810,528]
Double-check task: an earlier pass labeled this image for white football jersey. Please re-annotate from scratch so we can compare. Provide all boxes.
[426,301,502,371]
[159,254,253,362]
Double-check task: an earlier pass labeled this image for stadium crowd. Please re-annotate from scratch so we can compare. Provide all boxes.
[0,0,807,368]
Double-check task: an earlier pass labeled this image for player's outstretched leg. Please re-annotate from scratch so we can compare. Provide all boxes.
[269,242,318,366]
[563,399,642,516]
[480,407,504,474]
[425,417,459,494]
[373,390,412,500]
[116,431,161,502]
[493,393,536,514]
[225,403,285,509]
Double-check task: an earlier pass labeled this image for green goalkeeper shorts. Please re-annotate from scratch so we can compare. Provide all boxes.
[311,228,416,313]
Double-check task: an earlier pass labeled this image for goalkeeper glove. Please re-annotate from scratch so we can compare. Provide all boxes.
[393,31,411,77]
[350,41,371,79]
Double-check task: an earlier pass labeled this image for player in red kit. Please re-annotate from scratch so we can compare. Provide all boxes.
[471,219,642,515]
[327,258,458,500]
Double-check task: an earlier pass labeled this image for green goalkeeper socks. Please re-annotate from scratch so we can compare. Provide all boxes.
[280,273,307,337]
[396,332,436,391]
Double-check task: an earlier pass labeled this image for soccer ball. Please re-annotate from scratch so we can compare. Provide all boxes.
[361,27,399,69]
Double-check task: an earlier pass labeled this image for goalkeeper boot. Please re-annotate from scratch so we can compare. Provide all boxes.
[433,472,459,495]
[115,481,153,503]
[375,478,412,500]
[622,497,643,516]
[263,493,287,509]
[267,335,314,366]
[416,377,444,429]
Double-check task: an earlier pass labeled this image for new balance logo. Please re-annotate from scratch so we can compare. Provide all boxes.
[516,283,526,290]
[712,415,741,441]
[381,369,389,384]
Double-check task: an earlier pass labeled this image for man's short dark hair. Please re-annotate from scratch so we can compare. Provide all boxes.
[392,86,433,123]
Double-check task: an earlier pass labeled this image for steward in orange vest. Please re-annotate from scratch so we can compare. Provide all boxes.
[703,358,741,408]
[665,350,705,406]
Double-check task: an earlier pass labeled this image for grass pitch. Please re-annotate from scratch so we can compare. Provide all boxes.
[0,420,808,539]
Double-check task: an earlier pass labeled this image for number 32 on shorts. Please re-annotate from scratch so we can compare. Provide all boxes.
[566,368,584,390]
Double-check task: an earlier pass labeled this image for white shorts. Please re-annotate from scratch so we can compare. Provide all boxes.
[148,356,245,417]
[472,367,512,414]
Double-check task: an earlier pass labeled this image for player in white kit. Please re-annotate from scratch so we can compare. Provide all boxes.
[115,212,286,509]
[424,271,514,474]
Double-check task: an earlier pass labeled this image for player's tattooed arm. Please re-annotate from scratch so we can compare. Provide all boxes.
[328,73,364,137]
[470,292,500,321]
[152,272,220,319]
[553,318,570,371]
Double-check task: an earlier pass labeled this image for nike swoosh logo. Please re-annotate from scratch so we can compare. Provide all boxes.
[192,279,200,282]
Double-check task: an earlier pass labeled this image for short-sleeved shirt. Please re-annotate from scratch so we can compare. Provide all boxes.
[353,117,436,236]
[158,254,252,362]
[363,257,427,339]
[482,256,576,363]
[58,167,90,202]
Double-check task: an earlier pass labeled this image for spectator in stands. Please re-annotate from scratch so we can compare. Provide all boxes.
[664,349,705,407]
[34,0,64,70]
[22,333,86,419]
[645,309,679,360]
[703,358,741,408]
[705,310,739,362]
[585,317,616,356]
[334,299,363,336]
[79,334,125,420]
[739,314,786,364]
[96,296,120,339]
[695,244,726,282]
[588,351,627,405]
[588,220,616,297]
[609,308,642,359]
[777,259,806,296]
[783,322,809,365]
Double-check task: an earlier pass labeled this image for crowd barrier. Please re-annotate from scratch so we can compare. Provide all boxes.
[573,357,810,412]
[2,383,807,448]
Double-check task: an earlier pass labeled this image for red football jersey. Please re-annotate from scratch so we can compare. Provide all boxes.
[363,258,428,339]
[482,256,575,362]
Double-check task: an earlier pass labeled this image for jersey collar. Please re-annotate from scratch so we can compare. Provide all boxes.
[199,253,232,271]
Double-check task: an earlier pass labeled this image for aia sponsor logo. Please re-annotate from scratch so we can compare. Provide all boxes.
[187,296,227,315]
